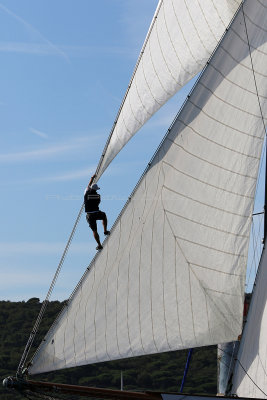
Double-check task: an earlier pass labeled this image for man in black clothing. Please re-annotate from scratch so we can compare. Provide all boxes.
[84,174,110,250]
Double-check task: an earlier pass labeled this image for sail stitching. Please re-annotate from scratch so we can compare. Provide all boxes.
[170,0,202,68]
[163,185,250,218]
[83,261,96,363]
[198,81,266,121]
[196,0,218,42]
[140,57,161,109]
[103,225,116,361]
[148,28,171,97]
[190,262,243,277]
[155,9,179,86]
[209,62,267,100]
[127,89,142,127]
[165,209,249,240]
[162,211,172,351]
[115,220,125,360]
[162,1,187,78]
[174,234,246,258]
[163,160,254,200]
[210,0,230,28]
[149,163,163,353]
[220,40,267,78]
[168,139,258,180]
[160,176,197,345]
[125,209,136,357]
[257,0,267,9]
[177,117,261,159]
[93,245,115,362]
[73,284,83,367]
[173,230,184,346]
[187,99,264,141]
[183,0,210,54]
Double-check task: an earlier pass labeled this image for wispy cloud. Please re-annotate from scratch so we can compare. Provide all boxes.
[0,3,68,61]
[25,167,94,184]
[30,127,48,139]
[0,241,94,255]
[0,136,100,164]
[0,41,132,58]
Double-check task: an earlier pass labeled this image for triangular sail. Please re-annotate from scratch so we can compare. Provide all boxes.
[96,0,242,179]
[231,245,267,398]
[29,0,267,375]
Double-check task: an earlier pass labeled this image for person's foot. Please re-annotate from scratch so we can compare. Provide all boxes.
[104,230,110,235]
[96,244,103,250]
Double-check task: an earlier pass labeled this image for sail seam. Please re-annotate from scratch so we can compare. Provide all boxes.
[163,184,251,218]
[257,0,267,9]
[196,0,218,42]
[83,261,96,364]
[190,262,243,277]
[177,117,261,159]
[137,62,156,111]
[126,209,136,358]
[115,220,124,360]
[162,211,172,351]
[160,184,197,345]
[168,139,258,180]
[155,10,178,87]
[165,209,249,239]
[187,99,264,141]
[242,6,267,33]
[170,0,203,68]
[104,225,115,361]
[173,228,184,346]
[220,40,267,78]
[148,31,171,97]
[198,81,265,121]
[162,160,254,200]
[209,62,267,100]
[174,234,246,258]
[183,0,210,54]
[162,1,187,78]
[149,166,162,353]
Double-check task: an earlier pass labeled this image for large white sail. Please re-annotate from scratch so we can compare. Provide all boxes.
[29,0,267,375]
[231,245,267,399]
[96,0,242,179]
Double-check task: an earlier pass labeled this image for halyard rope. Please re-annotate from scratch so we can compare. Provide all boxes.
[17,203,84,375]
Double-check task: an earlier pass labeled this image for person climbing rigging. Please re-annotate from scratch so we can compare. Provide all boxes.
[84,174,110,250]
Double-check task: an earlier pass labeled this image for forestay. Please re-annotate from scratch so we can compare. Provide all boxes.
[231,245,267,399]
[96,0,242,178]
[29,0,267,375]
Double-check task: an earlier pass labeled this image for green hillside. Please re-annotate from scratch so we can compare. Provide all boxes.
[0,299,217,399]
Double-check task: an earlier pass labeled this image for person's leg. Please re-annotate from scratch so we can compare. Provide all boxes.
[101,212,110,235]
[93,230,102,247]
[87,214,103,249]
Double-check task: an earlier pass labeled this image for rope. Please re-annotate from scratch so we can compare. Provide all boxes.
[94,1,164,181]
[17,203,84,375]
[235,359,267,397]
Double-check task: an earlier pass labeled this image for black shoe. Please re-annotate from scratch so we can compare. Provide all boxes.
[96,245,103,250]
[104,230,110,235]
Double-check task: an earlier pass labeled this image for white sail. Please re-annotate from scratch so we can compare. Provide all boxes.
[231,245,267,399]
[29,0,267,375]
[96,0,242,179]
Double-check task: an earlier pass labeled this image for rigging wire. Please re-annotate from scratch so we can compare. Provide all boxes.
[17,203,85,375]
[224,5,267,397]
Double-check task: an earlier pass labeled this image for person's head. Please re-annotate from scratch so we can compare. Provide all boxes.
[91,183,100,191]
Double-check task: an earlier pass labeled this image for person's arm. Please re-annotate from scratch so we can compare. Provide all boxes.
[88,174,96,187]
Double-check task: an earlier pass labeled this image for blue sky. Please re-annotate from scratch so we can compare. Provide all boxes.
[0,0,264,302]
[0,0,198,301]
